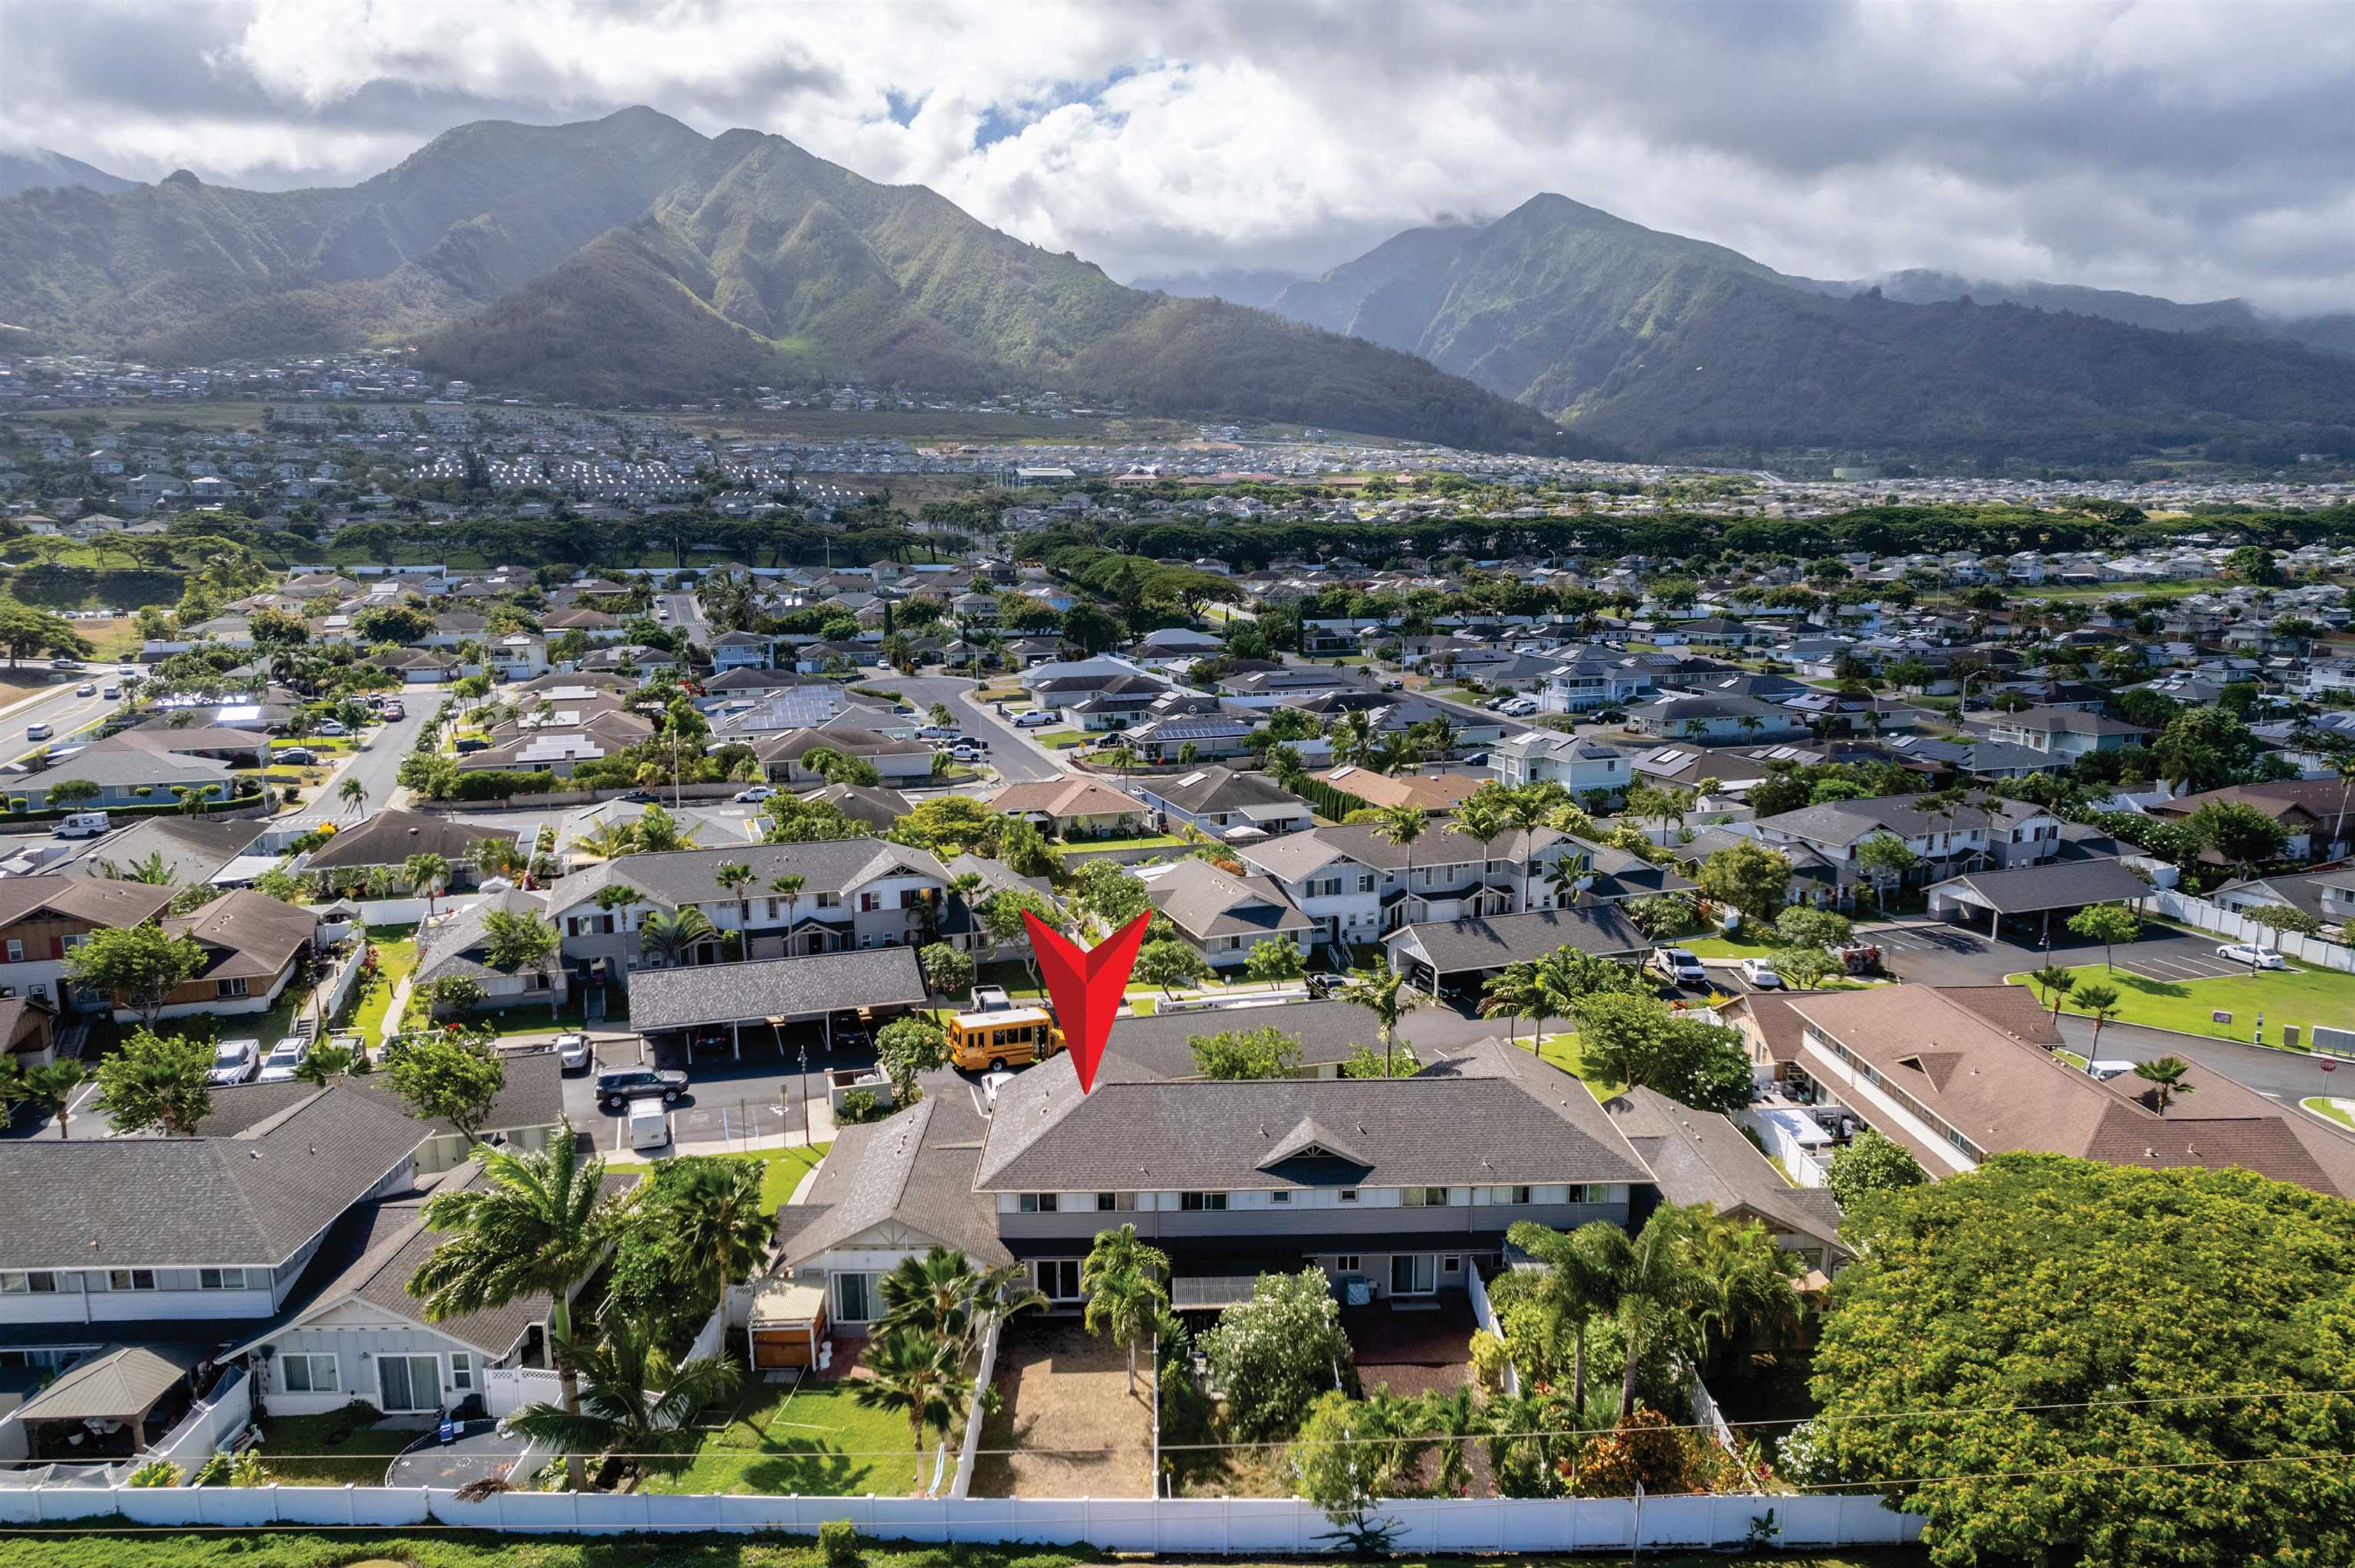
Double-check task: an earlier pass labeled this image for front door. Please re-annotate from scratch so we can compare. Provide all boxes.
[1036,1258,1082,1303]
[376,1353,442,1412]
[1390,1255,1437,1296]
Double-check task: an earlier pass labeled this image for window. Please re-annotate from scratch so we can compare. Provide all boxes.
[815,892,841,910]
[279,1353,340,1394]
[1356,874,1375,894]
[198,1268,248,1291]
[1332,1255,1361,1274]
[1178,1191,1227,1212]
[1503,1185,1533,1206]
[3,940,19,963]
[448,1352,474,1392]
[1269,1190,1291,1205]
[1094,1193,1121,1212]
[1443,1256,1462,1275]
[1402,1187,1447,1208]
[0,1271,56,1294]
[1571,1183,1612,1204]
[834,1271,876,1323]
[217,977,250,998]
[1017,1193,1059,1214]
[106,1268,156,1291]
[1035,1259,1082,1301]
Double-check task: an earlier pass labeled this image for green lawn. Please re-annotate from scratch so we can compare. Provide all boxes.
[343,930,417,1040]
[2302,1097,2355,1130]
[1053,833,1187,855]
[1680,930,1777,958]
[2008,960,2355,1047]
[1530,1032,1624,1099]
[1034,729,1086,748]
[639,1377,931,1497]
[251,1411,413,1487]
[610,1143,830,1213]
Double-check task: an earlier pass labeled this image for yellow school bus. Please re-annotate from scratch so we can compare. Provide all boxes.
[945,1007,1059,1072]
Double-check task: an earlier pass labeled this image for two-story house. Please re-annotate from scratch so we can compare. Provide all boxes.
[1490,732,1631,798]
[546,839,954,983]
[0,877,176,1012]
[1141,858,1315,970]
[1626,694,1808,741]
[1749,794,2064,899]
[1131,765,1314,841]
[1235,821,1585,953]
[1969,706,2150,759]
[768,1035,1653,1338]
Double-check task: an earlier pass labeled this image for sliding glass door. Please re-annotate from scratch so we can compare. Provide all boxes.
[376,1353,442,1412]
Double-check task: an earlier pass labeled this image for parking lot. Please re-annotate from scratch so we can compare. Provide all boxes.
[1854,917,2253,989]
[560,1028,879,1154]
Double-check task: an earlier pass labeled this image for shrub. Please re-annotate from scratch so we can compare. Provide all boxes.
[1470,1327,1511,1393]
[819,1518,861,1568]
[126,1460,183,1488]
[837,1089,886,1125]
[189,1452,232,1487]
[1202,1267,1351,1438]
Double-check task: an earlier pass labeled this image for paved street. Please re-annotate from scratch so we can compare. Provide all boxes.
[895,671,1068,783]
[331,683,443,820]
[0,668,132,766]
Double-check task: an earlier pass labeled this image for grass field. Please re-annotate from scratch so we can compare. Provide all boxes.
[639,1378,925,1497]
[1531,1032,1624,1098]
[2008,577,2235,601]
[1053,833,1187,855]
[609,1142,830,1213]
[2007,959,2355,1046]
[0,1532,1927,1568]
[2303,1097,2355,1130]
[251,1410,413,1487]
[343,929,417,1039]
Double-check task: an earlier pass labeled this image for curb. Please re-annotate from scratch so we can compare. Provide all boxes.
[2004,973,2355,1064]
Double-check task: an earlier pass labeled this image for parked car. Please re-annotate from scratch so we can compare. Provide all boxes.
[1013,710,1058,728]
[276,746,316,766]
[2217,943,2288,969]
[452,737,490,754]
[383,703,406,720]
[1648,947,1708,988]
[314,720,348,736]
[596,1065,687,1110]
[917,725,957,740]
[970,985,1013,1012]
[74,683,94,697]
[1738,956,1785,990]
[626,1098,671,1151]
[256,1035,311,1083]
[208,1038,262,1086]
[733,785,777,802]
[1498,697,1540,717]
[1305,971,1344,999]
[554,1032,593,1071]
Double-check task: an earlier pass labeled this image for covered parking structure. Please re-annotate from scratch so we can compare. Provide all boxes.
[626,947,930,1061]
[1923,858,2151,943]
[1384,904,1649,1001]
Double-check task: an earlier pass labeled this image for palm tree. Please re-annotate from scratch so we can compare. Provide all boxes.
[3,1059,87,1139]
[402,851,450,918]
[291,1045,363,1085]
[1330,710,1379,770]
[770,874,807,954]
[408,1127,621,1491]
[2072,982,2123,1064]
[639,906,717,969]
[2030,964,2077,1025]
[505,1318,741,1488]
[713,861,754,927]
[1685,1213,1802,1373]
[1544,853,1588,910]
[853,1331,974,1492]
[1450,794,1509,913]
[631,805,691,854]
[1521,946,1594,1058]
[659,1157,775,1306]
[2332,751,2355,858]
[1081,1225,1170,1397]
[2133,1055,2196,1113]
[576,822,637,861]
[121,851,175,885]
[1337,957,1425,1075]
[879,1248,983,1349]
[338,776,368,817]
[1594,1204,1706,1421]
[1477,959,1538,1043]
[1370,804,1427,922]
[1502,785,1555,911]
[1504,1219,1625,1418]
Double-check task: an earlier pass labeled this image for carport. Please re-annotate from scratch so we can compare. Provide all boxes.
[1384,905,1649,999]
[1923,859,2151,943]
[625,948,930,1060]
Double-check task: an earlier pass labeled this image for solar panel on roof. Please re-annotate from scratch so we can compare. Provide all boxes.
[1175,770,1208,787]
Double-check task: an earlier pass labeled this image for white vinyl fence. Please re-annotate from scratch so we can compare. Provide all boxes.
[948,1314,1004,1498]
[0,1481,1926,1551]
[1465,1265,1519,1397]
[483,1366,563,1419]
[2148,888,2355,974]
[143,1367,253,1477]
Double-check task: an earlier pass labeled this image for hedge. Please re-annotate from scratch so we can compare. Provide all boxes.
[0,792,268,828]
[1295,775,1371,821]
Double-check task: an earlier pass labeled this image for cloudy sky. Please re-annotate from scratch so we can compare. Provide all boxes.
[5,0,2350,313]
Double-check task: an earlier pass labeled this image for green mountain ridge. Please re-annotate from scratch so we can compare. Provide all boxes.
[1266,194,2355,461]
[0,146,140,201]
[0,108,1568,454]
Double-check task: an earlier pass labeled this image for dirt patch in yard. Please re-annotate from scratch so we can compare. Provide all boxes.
[970,1315,1155,1499]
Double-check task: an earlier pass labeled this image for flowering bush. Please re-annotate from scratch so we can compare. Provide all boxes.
[1202,1267,1350,1439]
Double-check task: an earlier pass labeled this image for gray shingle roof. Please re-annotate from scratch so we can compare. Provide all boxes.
[1925,857,2150,914]
[1601,1087,1847,1258]
[1139,766,1303,816]
[975,1045,1650,1192]
[626,948,929,1032]
[780,1079,1005,1270]
[196,1049,564,1144]
[1102,999,1371,1080]
[549,840,947,917]
[0,1086,427,1270]
[1145,858,1312,942]
[303,809,517,871]
[1395,905,1650,974]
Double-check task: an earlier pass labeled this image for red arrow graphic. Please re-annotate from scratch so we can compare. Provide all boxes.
[1022,910,1148,1094]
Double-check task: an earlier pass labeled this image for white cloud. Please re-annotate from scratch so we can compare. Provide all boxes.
[2,0,2347,311]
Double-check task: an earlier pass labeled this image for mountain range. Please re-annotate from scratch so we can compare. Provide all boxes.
[0,110,1565,454]
[1257,195,2355,461]
[5,112,2352,464]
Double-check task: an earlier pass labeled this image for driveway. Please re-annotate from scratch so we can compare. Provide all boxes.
[560,1027,879,1148]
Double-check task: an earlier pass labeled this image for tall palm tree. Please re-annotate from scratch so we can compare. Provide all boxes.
[402,851,451,918]
[2133,1055,2196,1113]
[1522,946,1594,1058]
[1081,1225,1170,1397]
[770,874,807,954]
[1450,794,1510,913]
[338,776,368,817]
[292,1045,364,1085]
[1502,785,1555,911]
[3,1059,87,1140]
[1544,853,1588,910]
[409,1127,622,1491]
[657,1157,775,1306]
[1504,1219,1625,1418]
[505,1318,741,1488]
[713,861,754,927]
[638,906,717,969]
[1337,957,1425,1075]
[879,1248,982,1350]
[1478,960,1538,1044]
[853,1331,973,1492]
[2029,964,2077,1024]
[1330,710,1379,770]
[1595,1203,1706,1421]
[2072,982,2123,1065]
[1370,804,1427,923]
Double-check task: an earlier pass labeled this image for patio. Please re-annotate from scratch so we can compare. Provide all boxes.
[1342,1290,1479,1398]
[968,1316,1154,1500]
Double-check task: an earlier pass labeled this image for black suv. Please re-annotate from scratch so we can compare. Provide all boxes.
[596,1067,688,1110]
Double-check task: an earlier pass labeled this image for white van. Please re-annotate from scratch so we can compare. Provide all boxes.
[626,1098,671,1151]
[57,812,110,838]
